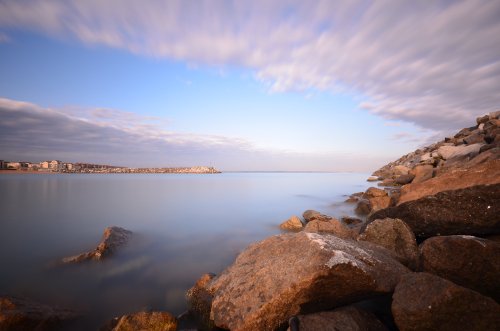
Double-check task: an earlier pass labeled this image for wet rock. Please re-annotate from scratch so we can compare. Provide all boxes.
[280,216,304,231]
[409,165,434,184]
[369,184,500,238]
[62,226,132,263]
[208,232,409,331]
[287,306,388,331]
[341,216,363,226]
[359,218,418,270]
[186,273,217,330]
[302,210,333,223]
[392,272,500,331]
[0,296,77,331]
[420,235,500,301]
[100,311,177,331]
[394,174,415,185]
[304,218,354,239]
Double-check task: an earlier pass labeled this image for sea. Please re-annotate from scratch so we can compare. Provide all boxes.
[0,172,371,329]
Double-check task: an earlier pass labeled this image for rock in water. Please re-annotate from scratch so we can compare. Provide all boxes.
[62,226,132,263]
[358,218,419,270]
[186,273,217,330]
[304,217,354,239]
[0,296,77,331]
[302,210,333,223]
[280,215,304,231]
[287,306,388,331]
[100,311,177,331]
[369,184,500,238]
[392,273,500,331]
[420,235,500,301]
[209,232,409,331]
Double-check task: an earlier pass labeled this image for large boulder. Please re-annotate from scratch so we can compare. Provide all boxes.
[358,218,418,270]
[368,196,391,214]
[409,165,433,184]
[62,226,132,263]
[100,311,177,331]
[369,183,500,238]
[392,272,500,331]
[420,235,500,302]
[0,296,77,331]
[280,216,304,231]
[208,232,409,331]
[287,306,388,331]
[363,187,387,199]
[436,143,483,160]
[398,160,500,205]
[304,218,354,239]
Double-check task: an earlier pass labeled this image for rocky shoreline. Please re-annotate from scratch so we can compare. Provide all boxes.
[1,112,499,330]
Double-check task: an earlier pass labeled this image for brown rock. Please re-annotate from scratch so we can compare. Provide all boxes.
[302,210,332,223]
[186,273,216,330]
[341,216,363,226]
[368,196,391,214]
[392,272,500,331]
[369,184,500,238]
[394,174,415,185]
[420,235,500,301]
[355,199,371,216]
[363,187,387,199]
[393,165,410,176]
[398,160,500,205]
[287,306,388,331]
[62,226,132,263]
[377,178,396,187]
[280,216,304,231]
[100,311,177,331]
[463,131,485,145]
[477,114,490,125]
[304,218,354,239]
[359,218,418,270]
[409,165,434,184]
[209,232,409,331]
[0,296,77,331]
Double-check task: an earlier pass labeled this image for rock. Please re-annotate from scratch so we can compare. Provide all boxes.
[398,160,500,205]
[100,311,177,331]
[394,174,415,185]
[209,232,409,331]
[477,114,490,125]
[186,273,216,330]
[62,226,132,263]
[437,143,483,160]
[355,199,371,216]
[466,147,500,167]
[367,176,379,182]
[393,165,410,176]
[302,210,332,223]
[392,272,500,331]
[363,187,387,199]
[489,110,500,120]
[377,178,396,187]
[409,165,434,184]
[358,218,418,270]
[420,235,500,301]
[0,296,77,331]
[368,196,391,214]
[369,183,500,238]
[287,306,388,331]
[463,131,485,145]
[304,218,354,239]
[341,216,363,226]
[280,216,304,231]
[344,196,359,203]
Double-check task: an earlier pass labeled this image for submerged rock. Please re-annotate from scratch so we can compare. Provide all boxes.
[62,226,132,263]
[420,235,500,301]
[280,216,304,231]
[369,184,500,238]
[287,306,388,331]
[208,232,409,331]
[358,218,418,270]
[0,296,78,331]
[100,311,177,331]
[392,272,500,331]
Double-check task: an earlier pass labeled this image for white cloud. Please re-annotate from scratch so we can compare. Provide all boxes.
[1,1,498,131]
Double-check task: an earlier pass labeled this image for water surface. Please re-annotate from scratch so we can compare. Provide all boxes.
[0,172,370,329]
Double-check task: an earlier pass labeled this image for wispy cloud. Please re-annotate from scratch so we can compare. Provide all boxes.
[1,1,497,131]
[0,97,388,171]
[0,31,9,43]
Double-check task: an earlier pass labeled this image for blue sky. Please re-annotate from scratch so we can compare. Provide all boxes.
[1,1,499,171]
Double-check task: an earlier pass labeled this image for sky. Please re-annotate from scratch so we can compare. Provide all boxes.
[0,0,499,171]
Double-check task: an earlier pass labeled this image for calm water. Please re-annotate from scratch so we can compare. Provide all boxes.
[0,172,370,329]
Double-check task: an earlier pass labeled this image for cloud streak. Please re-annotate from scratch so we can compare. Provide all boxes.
[1,0,499,131]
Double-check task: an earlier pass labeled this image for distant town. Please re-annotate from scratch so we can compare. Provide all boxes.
[0,159,220,174]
